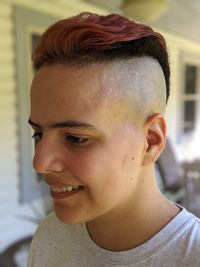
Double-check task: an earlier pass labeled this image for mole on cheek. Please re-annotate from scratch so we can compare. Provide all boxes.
[131,156,135,160]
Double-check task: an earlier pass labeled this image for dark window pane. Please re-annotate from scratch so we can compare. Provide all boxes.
[183,100,196,133]
[185,65,197,94]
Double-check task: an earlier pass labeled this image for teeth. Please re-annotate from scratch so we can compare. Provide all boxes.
[51,185,81,192]
[60,187,67,192]
[51,187,59,192]
[66,185,74,192]
[73,185,80,189]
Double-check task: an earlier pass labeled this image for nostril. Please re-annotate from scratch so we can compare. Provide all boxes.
[33,151,64,174]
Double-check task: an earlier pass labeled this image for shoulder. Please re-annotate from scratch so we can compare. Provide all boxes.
[143,208,200,266]
[171,207,200,241]
[184,210,200,244]
[175,209,200,265]
[28,213,83,266]
[180,209,200,238]
[30,212,83,254]
[35,212,63,233]
[33,212,82,242]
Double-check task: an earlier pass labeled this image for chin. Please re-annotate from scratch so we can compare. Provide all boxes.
[54,204,87,225]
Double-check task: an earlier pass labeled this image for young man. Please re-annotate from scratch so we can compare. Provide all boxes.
[28,12,200,267]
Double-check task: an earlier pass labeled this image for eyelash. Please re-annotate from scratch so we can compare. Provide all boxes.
[32,132,42,143]
[32,131,89,147]
[65,135,89,146]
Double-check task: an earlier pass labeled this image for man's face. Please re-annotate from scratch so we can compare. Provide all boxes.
[30,63,147,224]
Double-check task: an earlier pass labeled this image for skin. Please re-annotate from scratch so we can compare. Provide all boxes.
[29,58,180,251]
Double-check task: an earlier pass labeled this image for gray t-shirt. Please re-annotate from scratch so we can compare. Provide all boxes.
[28,207,200,267]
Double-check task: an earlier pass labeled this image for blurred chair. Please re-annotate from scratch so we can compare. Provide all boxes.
[0,236,32,267]
[182,160,200,217]
[156,139,200,217]
[0,197,52,266]
[156,139,185,204]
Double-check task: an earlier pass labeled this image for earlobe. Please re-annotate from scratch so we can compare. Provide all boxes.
[142,113,166,166]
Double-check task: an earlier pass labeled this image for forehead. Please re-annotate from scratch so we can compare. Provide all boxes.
[31,64,117,103]
[30,63,126,127]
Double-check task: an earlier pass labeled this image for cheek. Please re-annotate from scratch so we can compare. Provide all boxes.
[116,143,145,187]
[67,152,103,183]
[66,138,143,188]
[67,150,120,193]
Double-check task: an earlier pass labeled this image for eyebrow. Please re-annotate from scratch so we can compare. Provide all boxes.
[28,118,96,129]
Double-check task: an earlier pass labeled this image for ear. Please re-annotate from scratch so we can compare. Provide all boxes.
[142,113,167,166]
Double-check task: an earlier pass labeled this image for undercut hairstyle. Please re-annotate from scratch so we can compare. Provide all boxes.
[32,12,170,102]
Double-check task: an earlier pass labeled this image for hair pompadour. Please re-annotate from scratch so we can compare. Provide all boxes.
[32,12,170,102]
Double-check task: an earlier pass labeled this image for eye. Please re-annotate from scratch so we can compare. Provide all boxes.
[32,132,43,144]
[65,135,89,146]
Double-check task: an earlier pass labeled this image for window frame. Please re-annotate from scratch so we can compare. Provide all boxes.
[15,7,59,203]
[178,51,200,140]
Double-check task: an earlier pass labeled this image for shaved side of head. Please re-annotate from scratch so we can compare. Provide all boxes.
[96,56,166,126]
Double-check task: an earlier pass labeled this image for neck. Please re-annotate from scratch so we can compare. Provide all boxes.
[86,167,180,251]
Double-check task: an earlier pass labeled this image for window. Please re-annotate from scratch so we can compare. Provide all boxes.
[182,63,200,134]
[183,65,198,133]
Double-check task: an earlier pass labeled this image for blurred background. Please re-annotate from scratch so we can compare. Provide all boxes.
[0,0,200,266]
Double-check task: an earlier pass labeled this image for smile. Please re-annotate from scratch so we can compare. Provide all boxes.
[50,184,84,200]
[51,185,82,192]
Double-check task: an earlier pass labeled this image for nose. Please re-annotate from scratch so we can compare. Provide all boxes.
[33,136,65,174]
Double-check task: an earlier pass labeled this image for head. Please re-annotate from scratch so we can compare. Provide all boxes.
[30,12,169,224]
[33,12,170,102]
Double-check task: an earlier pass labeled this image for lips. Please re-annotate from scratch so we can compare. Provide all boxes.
[44,176,84,199]
[50,184,84,199]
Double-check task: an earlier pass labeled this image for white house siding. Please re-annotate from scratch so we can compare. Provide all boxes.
[0,0,106,252]
[0,2,21,252]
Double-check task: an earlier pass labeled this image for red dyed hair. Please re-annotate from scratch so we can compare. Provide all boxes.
[32,12,170,101]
